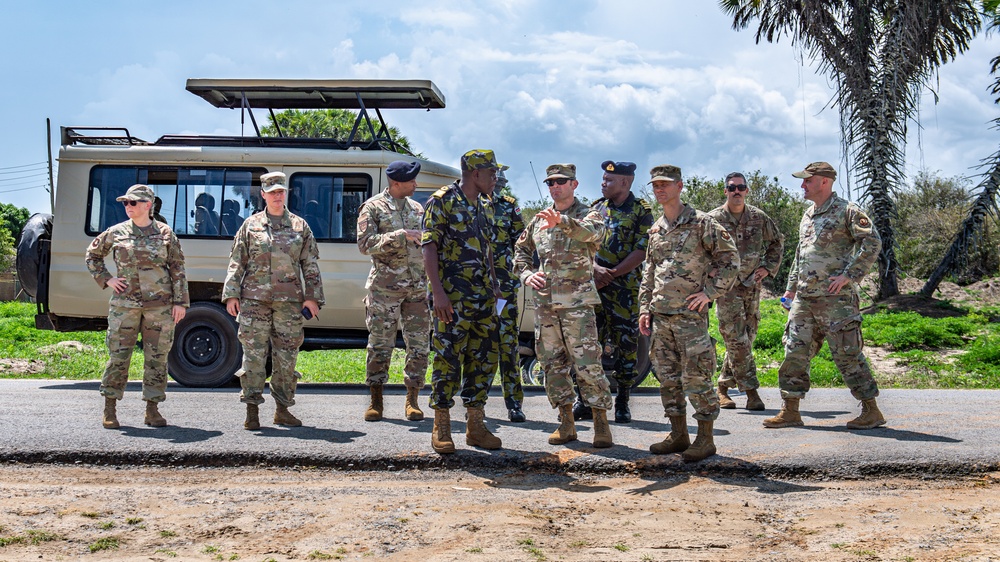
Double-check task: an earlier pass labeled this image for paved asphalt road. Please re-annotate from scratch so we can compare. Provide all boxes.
[0,379,996,479]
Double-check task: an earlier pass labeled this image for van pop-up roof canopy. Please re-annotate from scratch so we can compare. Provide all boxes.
[63,79,446,155]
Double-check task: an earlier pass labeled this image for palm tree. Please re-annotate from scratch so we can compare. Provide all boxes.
[720,0,981,300]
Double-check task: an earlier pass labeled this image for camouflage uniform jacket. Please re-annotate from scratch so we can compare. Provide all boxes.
[421,181,495,306]
[222,209,325,305]
[786,194,881,298]
[514,198,606,309]
[591,192,654,293]
[491,194,525,295]
[708,203,784,286]
[639,204,740,316]
[357,189,426,293]
[86,220,190,309]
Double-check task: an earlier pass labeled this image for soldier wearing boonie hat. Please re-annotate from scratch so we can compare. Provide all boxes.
[588,160,653,425]
[765,160,885,432]
[356,160,429,423]
[639,163,740,462]
[421,148,502,454]
[514,162,615,449]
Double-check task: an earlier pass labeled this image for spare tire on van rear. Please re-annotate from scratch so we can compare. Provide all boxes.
[16,213,53,298]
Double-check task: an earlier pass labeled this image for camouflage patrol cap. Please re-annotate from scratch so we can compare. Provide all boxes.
[544,164,576,181]
[647,165,682,183]
[116,184,155,202]
[792,161,837,180]
[460,149,498,172]
[496,163,510,188]
[260,171,288,193]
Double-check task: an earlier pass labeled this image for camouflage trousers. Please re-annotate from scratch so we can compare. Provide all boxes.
[778,293,879,400]
[716,283,762,391]
[100,304,175,403]
[535,305,612,410]
[237,299,304,407]
[649,312,720,421]
[496,292,523,402]
[429,301,498,410]
[364,289,430,389]
[595,284,640,387]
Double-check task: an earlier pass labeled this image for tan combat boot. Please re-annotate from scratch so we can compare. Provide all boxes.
[745,388,765,411]
[431,408,455,454]
[591,408,613,449]
[365,384,384,422]
[649,415,690,454]
[404,386,424,421]
[717,383,736,409]
[681,419,717,462]
[548,403,577,445]
[244,403,260,430]
[102,396,120,429]
[465,406,502,450]
[763,397,804,428]
[274,403,302,427]
[846,398,886,430]
[144,401,166,427]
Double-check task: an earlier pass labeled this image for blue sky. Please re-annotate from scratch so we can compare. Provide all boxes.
[2,1,999,215]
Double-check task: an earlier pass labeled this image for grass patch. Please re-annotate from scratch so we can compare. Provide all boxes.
[154,549,177,557]
[126,517,144,525]
[159,529,177,538]
[0,529,61,547]
[89,536,120,552]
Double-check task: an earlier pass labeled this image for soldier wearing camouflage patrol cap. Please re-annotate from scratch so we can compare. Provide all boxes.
[357,160,430,424]
[86,184,190,429]
[488,164,528,423]
[764,161,885,431]
[421,149,502,454]
[514,163,614,449]
[639,165,740,462]
[223,171,325,431]
[585,160,653,424]
[708,172,784,411]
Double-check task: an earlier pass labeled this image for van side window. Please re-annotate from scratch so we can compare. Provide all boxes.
[86,166,265,237]
[288,173,370,242]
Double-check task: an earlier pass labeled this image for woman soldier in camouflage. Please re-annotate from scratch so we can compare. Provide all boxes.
[223,172,324,430]
[86,184,190,429]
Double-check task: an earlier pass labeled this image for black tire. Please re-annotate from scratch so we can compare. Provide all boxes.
[168,301,241,387]
[519,355,544,387]
[518,333,652,390]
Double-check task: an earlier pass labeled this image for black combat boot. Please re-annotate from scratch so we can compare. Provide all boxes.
[572,385,592,421]
[614,385,631,423]
[505,396,526,423]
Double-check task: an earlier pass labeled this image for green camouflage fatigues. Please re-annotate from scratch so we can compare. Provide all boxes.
[780,194,881,400]
[639,204,740,421]
[514,198,612,410]
[86,220,189,403]
[491,194,526,403]
[357,190,431,389]
[222,210,325,407]
[421,182,498,410]
[591,192,653,387]
[707,203,783,391]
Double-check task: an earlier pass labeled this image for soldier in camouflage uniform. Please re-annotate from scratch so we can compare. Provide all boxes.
[708,172,783,411]
[422,149,502,454]
[638,165,740,462]
[588,160,653,424]
[223,171,325,431]
[764,162,886,430]
[490,165,528,422]
[514,163,614,449]
[356,161,431,423]
[86,184,189,429]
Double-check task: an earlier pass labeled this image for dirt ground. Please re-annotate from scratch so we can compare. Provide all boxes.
[0,466,997,561]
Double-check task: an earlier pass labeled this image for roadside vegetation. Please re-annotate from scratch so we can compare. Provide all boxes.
[4,299,1000,390]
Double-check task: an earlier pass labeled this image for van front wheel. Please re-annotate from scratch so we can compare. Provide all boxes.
[168,302,242,387]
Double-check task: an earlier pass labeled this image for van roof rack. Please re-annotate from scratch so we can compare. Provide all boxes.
[185,79,446,110]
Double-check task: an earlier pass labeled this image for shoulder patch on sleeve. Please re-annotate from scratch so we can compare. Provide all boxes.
[858,216,870,228]
[720,230,732,241]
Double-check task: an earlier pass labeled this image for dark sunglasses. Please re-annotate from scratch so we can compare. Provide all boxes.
[725,184,748,192]
[545,178,571,187]
[121,200,148,207]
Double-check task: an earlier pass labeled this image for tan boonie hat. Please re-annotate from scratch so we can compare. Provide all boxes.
[461,149,498,171]
[544,163,576,181]
[116,184,155,202]
[648,165,682,183]
[260,171,288,193]
[792,161,837,180]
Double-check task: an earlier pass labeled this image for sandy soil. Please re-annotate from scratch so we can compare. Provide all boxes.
[0,466,997,561]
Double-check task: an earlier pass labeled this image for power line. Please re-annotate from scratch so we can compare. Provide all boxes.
[0,164,47,176]
[0,172,48,183]
[0,161,47,171]
[0,184,48,194]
